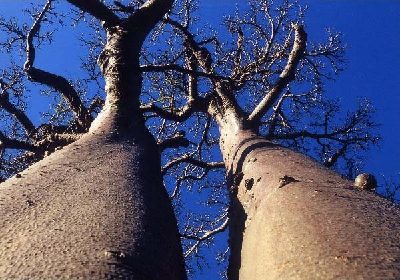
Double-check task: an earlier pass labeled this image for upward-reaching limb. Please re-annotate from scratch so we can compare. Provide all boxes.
[66,0,120,26]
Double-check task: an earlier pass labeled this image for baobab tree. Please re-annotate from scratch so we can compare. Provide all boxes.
[0,0,399,279]
[139,1,400,279]
[0,0,187,279]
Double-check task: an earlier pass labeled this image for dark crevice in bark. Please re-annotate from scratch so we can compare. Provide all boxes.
[226,138,276,178]
[227,193,247,280]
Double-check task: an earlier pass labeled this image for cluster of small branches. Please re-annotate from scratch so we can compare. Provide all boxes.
[140,0,378,175]
[0,0,381,277]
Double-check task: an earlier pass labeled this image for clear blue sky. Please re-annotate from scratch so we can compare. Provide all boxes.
[305,1,400,183]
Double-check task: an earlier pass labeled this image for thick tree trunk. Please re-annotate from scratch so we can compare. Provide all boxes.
[0,117,186,279]
[222,128,400,279]
[0,100,186,279]
[0,19,186,280]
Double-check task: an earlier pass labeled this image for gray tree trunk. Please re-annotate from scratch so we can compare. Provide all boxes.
[222,128,400,279]
[0,103,187,279]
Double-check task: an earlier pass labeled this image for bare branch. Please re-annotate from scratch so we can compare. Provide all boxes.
[170,172,207,199]
[141,57,208,122]
[248,24,307,124]
[0,131,36,151]
[24,0,52,70]
[0,80,35,136]
[136,0,174,28]
[162,153,224,176]
[88,96,105,114]
[183,216,229,258]
[123,0,174,38]
[141,99,204,122]
[66,0,120,26]
[25,68,92,130]
[140,64,224,80]
[24,1,92,130]
[266,90,290,135]
[158,131,190,151]
[113,1,135,14]
[267,129,363,142]
[324,144,348,168]
[165,18,214,74]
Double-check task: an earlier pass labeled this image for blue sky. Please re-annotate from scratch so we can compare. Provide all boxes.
[205,0,400,180]
[305,1,400,182]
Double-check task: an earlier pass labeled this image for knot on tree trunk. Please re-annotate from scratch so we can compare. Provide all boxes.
[97,25,138,76]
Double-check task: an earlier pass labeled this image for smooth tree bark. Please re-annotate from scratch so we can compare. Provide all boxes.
[0,0,187,279]
[219,124,400,280]
[156,17,400,279]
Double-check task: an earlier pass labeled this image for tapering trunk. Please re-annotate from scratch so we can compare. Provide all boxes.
[0,24,186,280]
[219,124,400,279]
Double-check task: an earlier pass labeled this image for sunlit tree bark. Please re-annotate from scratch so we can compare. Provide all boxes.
[218,118,400,280]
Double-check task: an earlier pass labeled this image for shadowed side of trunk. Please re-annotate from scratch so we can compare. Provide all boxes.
[222,129,400,280]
